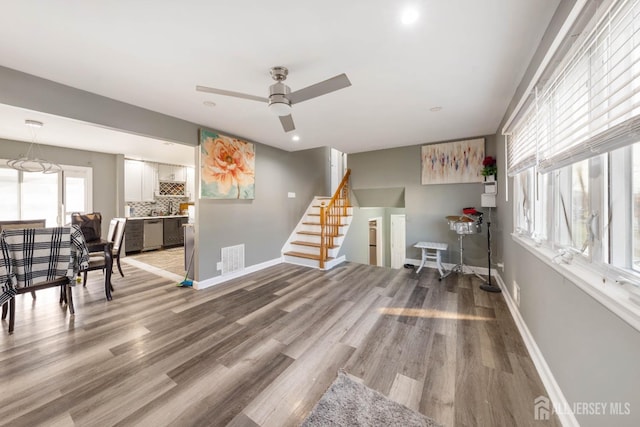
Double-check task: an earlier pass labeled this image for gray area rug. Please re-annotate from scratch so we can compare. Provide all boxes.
[301,371,442,427]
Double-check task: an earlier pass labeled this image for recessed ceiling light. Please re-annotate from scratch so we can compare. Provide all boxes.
[203,101,216,107]
[25,119,43,128]
[292,135,300,142]
[401,6,419,26]
[430,106,442,112]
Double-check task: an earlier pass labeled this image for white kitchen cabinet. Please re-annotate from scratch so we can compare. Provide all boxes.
[186,166,196,201]
[158,164,186,182]
[142,162,158,201]
[125,159,157,202]
[124,159,143,201]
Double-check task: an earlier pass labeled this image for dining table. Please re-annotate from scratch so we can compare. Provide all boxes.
[84,239,114,301]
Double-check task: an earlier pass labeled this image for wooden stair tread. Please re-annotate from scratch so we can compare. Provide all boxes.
[307,213,353,217]
[313,205,353,208]
[283,251,334,261]
[290,241,338,249]
[297,231,344,237]
[302,221,348,226]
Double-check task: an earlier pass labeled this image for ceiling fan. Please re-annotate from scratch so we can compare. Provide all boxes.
[196,66,351,133]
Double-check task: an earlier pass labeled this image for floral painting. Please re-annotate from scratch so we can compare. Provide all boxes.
[421,138,484,185]
[200,130,255,199]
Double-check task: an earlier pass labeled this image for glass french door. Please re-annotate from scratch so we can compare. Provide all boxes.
[0,164,92,226]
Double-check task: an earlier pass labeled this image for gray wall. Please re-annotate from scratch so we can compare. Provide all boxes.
[196,145,330,280]
[344,136,497,268]
[0,66,198,146]
[0,138,121,237]
[496,1,640,425]
[341,207,405,267]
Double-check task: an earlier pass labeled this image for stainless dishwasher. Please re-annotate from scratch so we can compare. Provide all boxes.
[143,219,164,251]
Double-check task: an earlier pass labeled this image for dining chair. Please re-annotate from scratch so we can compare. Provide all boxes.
[112,218,127,278]
[1,226,89,334]
[81,219,126,286]
[71,212,102,242]
[0,219,47,232]
[106,218,119,243]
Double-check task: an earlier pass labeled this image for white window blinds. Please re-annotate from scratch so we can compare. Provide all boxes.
[507,0,640,174]
[507,101,538,176]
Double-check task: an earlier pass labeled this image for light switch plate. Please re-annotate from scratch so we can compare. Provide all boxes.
[287,192,296,198]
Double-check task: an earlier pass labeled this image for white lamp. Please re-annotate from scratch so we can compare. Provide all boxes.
[268,100,292,116]
[268,81,292,116]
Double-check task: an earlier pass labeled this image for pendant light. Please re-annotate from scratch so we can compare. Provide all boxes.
[7,120,62,174]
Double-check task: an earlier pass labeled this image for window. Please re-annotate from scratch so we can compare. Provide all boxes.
[514,169,534,236]
[0,168,19,220]
[0,164,92,226]
[505,0,640,327]
[633,145,640,270]
[63,169,91,224]
[22,171,59,226]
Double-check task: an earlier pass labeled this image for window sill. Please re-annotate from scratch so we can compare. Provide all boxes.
[511,233,640,333]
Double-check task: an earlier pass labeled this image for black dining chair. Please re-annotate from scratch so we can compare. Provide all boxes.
[82,218,126,286]
[109,218,126,278]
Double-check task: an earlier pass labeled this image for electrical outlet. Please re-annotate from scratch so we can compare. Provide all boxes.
[287,192,296,198]
[513,281,521,306]
[216,262,222,271]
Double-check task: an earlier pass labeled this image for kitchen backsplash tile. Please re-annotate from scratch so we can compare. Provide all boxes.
[127,197,187,217]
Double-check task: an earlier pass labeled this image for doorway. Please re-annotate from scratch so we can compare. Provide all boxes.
[330,148,346,195]
[368,217,383,266]
[390,214,406,269]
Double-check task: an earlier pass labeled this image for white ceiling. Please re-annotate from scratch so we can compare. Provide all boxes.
[0,1,559,161]
[0,103,196,166]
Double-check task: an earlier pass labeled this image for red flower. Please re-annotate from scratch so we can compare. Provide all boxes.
[482,156,496,166]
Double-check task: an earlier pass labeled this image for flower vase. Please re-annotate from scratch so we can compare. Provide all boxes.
[484,175,496,182]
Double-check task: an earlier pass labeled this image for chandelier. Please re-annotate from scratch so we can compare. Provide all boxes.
[7,120,62,174]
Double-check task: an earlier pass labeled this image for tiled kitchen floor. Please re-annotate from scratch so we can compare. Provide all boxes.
[125,246,186,277]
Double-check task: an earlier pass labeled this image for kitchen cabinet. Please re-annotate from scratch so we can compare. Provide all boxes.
[124,160,143,201]
[186,166,196,201]
[125,160,157,202]
[142,162,158,201]
[163,216,187,247]
[158,164,186,182]
[124,219,144,253]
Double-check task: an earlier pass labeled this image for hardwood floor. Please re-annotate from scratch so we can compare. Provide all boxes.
[0,262,560,426]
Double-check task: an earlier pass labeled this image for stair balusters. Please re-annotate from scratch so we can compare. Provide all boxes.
[319,169,351,269]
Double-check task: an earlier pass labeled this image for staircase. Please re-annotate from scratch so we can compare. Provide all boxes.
[282,169,352,270]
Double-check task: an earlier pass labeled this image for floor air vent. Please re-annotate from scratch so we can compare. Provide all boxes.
[221,244,245,275]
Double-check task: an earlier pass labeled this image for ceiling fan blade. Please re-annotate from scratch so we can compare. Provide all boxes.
[279,114,295,132]
[196,85,268,103]
[289,73,351,105]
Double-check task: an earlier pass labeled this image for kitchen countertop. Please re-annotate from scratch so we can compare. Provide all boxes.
[121,215,189,220]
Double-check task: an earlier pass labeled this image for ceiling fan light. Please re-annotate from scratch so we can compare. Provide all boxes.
[268,101,292,116]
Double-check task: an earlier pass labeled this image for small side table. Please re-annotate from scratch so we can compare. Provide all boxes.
[414,241,448,280]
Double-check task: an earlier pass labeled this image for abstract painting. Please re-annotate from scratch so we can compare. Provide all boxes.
[200,129,255,199]
[421,138,485,185]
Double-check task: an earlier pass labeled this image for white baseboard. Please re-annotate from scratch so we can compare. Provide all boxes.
[323,255,346,270]
[195,257,283,290]
[493,273,578,427]
[404,258,495,276]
